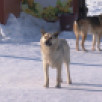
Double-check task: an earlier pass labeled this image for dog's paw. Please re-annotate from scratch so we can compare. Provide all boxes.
[55,84,61,88]
[92,48,95,51]
[69,80,72,84]
[82,49,88,52]
[43,84,49,88]
[67,80,72,84]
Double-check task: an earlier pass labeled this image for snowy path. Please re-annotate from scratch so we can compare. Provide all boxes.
[0,31,102,102]
[0,11,102,102]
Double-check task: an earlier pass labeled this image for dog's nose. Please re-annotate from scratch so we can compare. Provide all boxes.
[45,41,52,46]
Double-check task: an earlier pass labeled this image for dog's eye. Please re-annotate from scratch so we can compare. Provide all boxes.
[45,36,49,39]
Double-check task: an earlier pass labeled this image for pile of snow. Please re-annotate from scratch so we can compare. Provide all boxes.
[0,12,60,43]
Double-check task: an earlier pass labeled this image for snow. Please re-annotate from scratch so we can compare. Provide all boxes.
[0,10,102,102]
[86,0,102,15]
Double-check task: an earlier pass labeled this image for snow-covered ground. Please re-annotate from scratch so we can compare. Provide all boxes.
[86,0,102,15]
[0,11,102,102]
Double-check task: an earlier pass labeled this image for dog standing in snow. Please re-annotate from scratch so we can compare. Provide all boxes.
[73,15,102,51]
[40,30,71,88]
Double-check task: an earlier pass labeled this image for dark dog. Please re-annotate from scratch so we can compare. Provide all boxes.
[73,15,102,51]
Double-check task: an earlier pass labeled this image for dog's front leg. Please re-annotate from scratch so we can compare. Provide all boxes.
[43,62,49,87]
[56,66,61,88]
[92,34,96,51]
[65,62,72,84]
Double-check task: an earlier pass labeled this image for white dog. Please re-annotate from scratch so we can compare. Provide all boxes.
[40,30,71,88]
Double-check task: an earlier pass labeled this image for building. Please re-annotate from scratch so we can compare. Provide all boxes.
[0,0,21,24]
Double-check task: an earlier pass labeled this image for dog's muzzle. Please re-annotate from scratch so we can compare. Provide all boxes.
[45,40,52,46]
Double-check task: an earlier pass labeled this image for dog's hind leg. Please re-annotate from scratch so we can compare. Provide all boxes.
[81,33,87,51]
[96,35,101,51]
[43,62,49,87]
[76,35,79,51]
[92,34,96,51]
[56,66,61,88]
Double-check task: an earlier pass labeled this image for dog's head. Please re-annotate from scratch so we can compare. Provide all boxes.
[40,30,59,47]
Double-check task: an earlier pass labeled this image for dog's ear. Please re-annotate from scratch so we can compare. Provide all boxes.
[41,29,46,36]
[53,32,59,38]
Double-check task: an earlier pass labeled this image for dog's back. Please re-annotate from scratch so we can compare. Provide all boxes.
[74,16,101,35]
